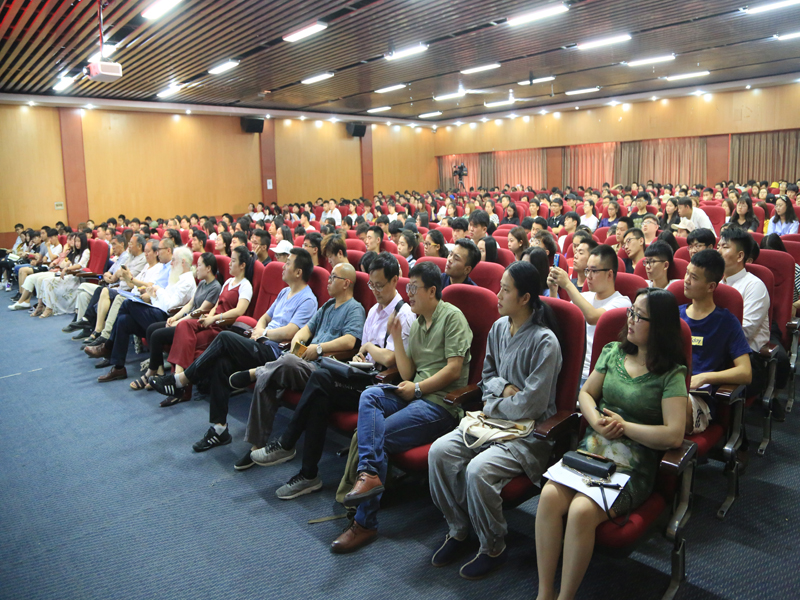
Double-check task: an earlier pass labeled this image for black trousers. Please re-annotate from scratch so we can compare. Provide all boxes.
[146,321,171,371]
[184,331,277,425]
[109,301,168,368]
[278,368,364,479]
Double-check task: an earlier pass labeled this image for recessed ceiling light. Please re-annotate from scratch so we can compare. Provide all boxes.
[507,3,569,27]
[185,109,191,114]
[88,44,117,64]
[480,117,489,122]
[460,63,501,75]
[208,59,239,75]
[577,34,631,50]
[522,115,530,122]
[494,119,503,125]
[329,117,338,122]
[266,114,271,119]
[367,106,391,113]
[518,76,555,85]
[553,112,561,118]
[157,83,183,98]
[650,96,658,101]
[574,106,579,110]
[301,72,334,84]
[703,93,713,102]
[626,54,676,68]
[691,89,706,96]
[539,109,549,115]
[622,103,631,111]
[607,100,620,106]
[454,121,464,126]
[419,111,442,118]
[507,113,518,119]
[484,96,515,107]
[775,31,800,40]
[565,87,600,95]
[407,123,417,128]
[385,43,428,61]
[665,71,710,81]
[85,104,95,109]
[434,87,466,101]
[386,121,392,126]
[375,84,406,93]
[746,84,752,89]
[27,101,35,106]
[299,116,306,120]
[470,122,477,128]
[432,125,438,130]
[743,1,800,15]
[282,20,328,42]
[142,0,182,20]
[53,75,74,91]
[315,120,323,128]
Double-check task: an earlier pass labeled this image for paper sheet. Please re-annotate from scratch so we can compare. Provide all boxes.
[544,459,631,510]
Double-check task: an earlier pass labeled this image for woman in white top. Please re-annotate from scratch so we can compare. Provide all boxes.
[580,199,599,232]
[39,233,91,318]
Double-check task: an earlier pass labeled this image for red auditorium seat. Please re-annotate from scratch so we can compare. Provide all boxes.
[345,238,366,252]
[416,256,446,273]
[470,261,504,294]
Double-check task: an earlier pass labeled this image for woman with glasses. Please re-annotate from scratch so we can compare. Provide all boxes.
[536,288,687,600]
[729,195,759,232]
[425,230,449,258]
[766,196,799,236]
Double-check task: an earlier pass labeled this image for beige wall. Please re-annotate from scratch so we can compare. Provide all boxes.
[372,123,438,194]
[274,118,363,205]
[433,83,800,156]
[0,104,66,231]
[81,110,261,220]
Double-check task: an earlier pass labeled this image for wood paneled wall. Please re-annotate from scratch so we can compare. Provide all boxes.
[0,105,66,232]
[372,124,438,195]
[434,83,800,156]
[274,118,362,205]
[81,110,262,220]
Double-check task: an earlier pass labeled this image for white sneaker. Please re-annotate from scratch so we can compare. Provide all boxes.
[9,301,30,310]
[4,282,11,292]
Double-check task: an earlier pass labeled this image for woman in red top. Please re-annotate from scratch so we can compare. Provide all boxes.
[167,246,253,375]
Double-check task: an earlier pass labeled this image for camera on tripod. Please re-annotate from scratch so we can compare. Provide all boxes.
[452,163,468,178]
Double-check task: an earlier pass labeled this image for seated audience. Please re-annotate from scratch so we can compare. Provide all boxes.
[643,241,678,289]
[442,239,480,288]
[766,196,798,236]
[621,228,645,273]
[478,236,499,264]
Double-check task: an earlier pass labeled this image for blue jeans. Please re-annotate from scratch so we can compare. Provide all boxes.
[354,386,456,530]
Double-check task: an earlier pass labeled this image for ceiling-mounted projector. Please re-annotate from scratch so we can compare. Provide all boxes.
[88,61,122,82]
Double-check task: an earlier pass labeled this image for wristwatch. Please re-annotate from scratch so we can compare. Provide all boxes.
[316,344,323,357]
[414,383,422,399]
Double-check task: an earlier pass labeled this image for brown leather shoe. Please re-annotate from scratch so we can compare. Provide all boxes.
[85,343,111,358]
[330,519,377,554]
[343,471,385,507]
[98,366,127,382]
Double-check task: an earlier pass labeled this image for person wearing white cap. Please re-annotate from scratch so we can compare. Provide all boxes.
[273,239,294,263]
[671,217,695,238]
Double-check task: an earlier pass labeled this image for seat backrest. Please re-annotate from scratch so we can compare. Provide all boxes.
[353,271,378,314]
[346,229,358,239]
[744,263,774,325]
[216,255,233,282]
[470,261,504,294]
[345,238,366,252]
[417,256,446,272]
[667,281,743,323]
[397,276,411,303]
[496,248,515,267]
[179,230,190,245]
[781,240,800,265]
[594,226,610,243]
[755,248,794,345]
[614,272,649,303]
[293,235,304,247]
[674,246,691,262]
[204,239,215,253]
[542,297,587,412]
[381,239,398,254]
[86,239,109,274]
[309,266,331,306]
[346,250,365,270]
[58,234,67,247]
[703,206,726,234]
[246,260,265,317]
[441,284,500,386]
[492,231,510,249]
[251,261,287,317]
[392,254,410,277]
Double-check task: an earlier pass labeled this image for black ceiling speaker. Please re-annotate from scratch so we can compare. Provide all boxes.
[240,117,264,133]
[346,122,367,137]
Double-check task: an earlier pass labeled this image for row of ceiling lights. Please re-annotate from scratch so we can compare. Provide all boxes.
[51,0,800,106]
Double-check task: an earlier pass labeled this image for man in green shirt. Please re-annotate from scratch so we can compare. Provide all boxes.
[331,261,472,554]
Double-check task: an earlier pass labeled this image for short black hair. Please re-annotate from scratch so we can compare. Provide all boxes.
[233,231,248,246]
[289,248,314,282]
[359,251,378,273]
[388,221,403,235]
[563,211,581,223]
[468,209,491,229]
[451,217,469,232]
[305,232,323,252]
[590,244,619,277]
[686,228,716,247]
[641,213,659,225]
[719,224,752,258]
[690,249,725,285]
[617,216,634,229]
[192,230,207,246]
[623,227,644,241]
[255,230,271,246]
[644,240,674,262]
[677,197,694,208]
[322,233,347,258]
[369,251,401,281]
[376,215,390,226]
[454,238,481,269]
[368,225,384,240]
[408,260,443,300]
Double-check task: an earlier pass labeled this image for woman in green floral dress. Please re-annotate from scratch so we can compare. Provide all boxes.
[535,288,688,600]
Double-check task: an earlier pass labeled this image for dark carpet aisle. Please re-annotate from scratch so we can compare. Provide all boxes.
[1,308,797,600]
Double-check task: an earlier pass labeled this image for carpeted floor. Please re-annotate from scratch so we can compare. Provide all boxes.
[1,306,797,600]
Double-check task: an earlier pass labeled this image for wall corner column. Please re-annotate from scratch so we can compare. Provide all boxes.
[705,134,730,186]
[58,107,90,227]
[360,126,374,199]
[545,146,563,190]
[259,118,278,206]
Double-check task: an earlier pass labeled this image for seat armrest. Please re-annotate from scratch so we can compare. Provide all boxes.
[214,316,238,327]
[759,342,778,360]
[660,441,697,476]
[75,272,101,279]
[375,367,401,384]
[167,307,182,317]
[189,308,209,319]
[713,384,745,405]
[532,411,579,441]
[444,384,482,406]
[786,318,799,333]
[324,349,357,361]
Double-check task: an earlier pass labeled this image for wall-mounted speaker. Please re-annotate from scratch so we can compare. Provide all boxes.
[240,117,264,133]
[346,122,367,137]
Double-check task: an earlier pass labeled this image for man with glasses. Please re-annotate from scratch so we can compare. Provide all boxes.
[621,228,645,273]
[231,262,365,469]
[332,260,472,554]
[243,253,415,500]
[643,241,678,289]
[686,228,716,258]
[570,233,597,289]
[302,232,323,267]
[548,244,631,385]
[442,238,480,289]
[641,214,660,246]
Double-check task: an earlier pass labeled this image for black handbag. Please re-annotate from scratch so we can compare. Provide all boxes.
[562,450,629,527]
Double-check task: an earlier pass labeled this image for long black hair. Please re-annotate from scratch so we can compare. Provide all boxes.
[426,230,449,258]
[505,261,565,354]
[219,231,232,257]
[70,232,89,263]
[198,251,224,284]
[620,288,687,375]
[232,245,255,283]
[481,236,499,264]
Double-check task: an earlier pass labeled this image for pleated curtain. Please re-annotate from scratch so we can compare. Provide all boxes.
[638,137,707,186]
[613,141,641,186]
[563,142,617,189]
[730,130,800,183]
[438,154,481,191]
[493,148,547,190]
[479,153,496,190]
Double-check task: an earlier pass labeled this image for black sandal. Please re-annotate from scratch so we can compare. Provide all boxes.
[130,375,150,391]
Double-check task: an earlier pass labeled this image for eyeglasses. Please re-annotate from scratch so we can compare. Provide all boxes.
[328,274,347,283]
[406,283,420,296]
[688,243,708,251]
[584,268,611,277]
[643,259,665,268]
[627,307,651,324]
[367,280,387,292]
[424,241,436,248]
